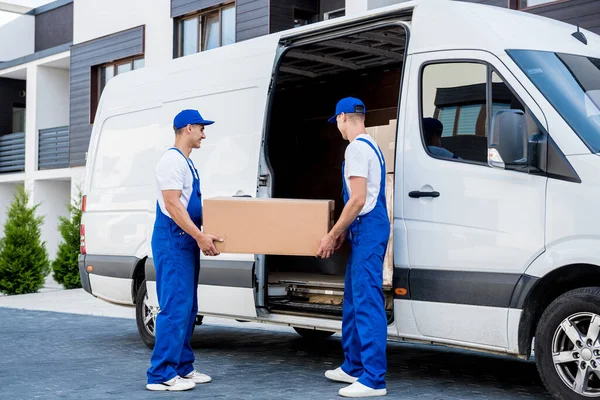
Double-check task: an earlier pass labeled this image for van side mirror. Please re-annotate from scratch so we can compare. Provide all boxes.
[488,110,528,169]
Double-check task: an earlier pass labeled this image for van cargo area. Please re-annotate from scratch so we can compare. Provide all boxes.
[263,25,406,319]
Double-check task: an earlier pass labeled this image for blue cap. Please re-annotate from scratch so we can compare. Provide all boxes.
[328,97,366,123]
[173,109,214,130]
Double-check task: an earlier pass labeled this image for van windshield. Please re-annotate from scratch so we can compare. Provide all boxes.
[508,50,600,153]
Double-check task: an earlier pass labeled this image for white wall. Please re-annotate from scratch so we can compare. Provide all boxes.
[345,0,368,15]
[73,0,172,67]
[36,66,69,131]
[0,11,34,61]
[366,0,409,10]
[0,183,22,235]
[33,180,71,260]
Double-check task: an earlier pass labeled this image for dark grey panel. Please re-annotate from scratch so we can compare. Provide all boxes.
[199,260,255,288]
[509,274,539,309]
[321,0,345,16]
[27,0,72,15]
[145,258,254,288]
[409,269,521,308]
[85,254,140,279]
[0,78,25,136]
[237,0,269,42]
[38,126,69,170]
[0,43,71,71]
[69,26,144,167]
[392,267,409,299]
[35,3,73,52]
[171,0,224,18]
[78,254,92,294]
[0,132,25,173]
[456,0,507,6]
[526,0,600,35]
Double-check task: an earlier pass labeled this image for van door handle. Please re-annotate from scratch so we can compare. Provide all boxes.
[409,191,440,198]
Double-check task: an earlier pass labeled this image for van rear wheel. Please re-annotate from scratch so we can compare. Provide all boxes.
[293,327,334,340]
[535,287,600,400]
[135,280,198,349]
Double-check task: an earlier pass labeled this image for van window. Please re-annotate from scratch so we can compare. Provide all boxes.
[508,50,600,153]
[421,62,543,167]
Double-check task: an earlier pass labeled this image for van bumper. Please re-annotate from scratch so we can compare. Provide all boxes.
[78,254,92,294]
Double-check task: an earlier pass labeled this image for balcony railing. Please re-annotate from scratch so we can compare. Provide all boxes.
[38,126,69,170]
[0,132,25,173]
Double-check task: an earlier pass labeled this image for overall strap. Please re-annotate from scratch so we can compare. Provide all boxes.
[168,148,198,180]
[356,138,385,169]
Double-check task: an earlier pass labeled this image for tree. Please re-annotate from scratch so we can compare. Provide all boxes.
[52,191,82,289]
[0,186,50,295]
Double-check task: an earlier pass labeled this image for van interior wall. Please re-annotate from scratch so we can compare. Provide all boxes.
[266,65,402,278]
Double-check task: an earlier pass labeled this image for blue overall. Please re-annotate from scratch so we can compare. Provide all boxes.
[340,138,390,390]
[147,147,202,384]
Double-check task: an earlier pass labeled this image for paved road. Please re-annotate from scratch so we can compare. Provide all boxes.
[0,308,552,400]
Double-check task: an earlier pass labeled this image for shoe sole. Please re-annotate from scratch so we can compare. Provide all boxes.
[146,383,196,391]
[339,388,387,398]
[185,377,212,384]
[324,371,359,384]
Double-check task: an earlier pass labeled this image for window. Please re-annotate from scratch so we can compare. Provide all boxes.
[12,106,25,133]
[176,3,235,57]
[91,56,144,123]
[294,8,318,27]
[421,62,543,165]
[518,0,562,8]
[324,8,345,20]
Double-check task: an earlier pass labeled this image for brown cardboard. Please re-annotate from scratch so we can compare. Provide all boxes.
[367,119,397,173]
[202,197,335,256]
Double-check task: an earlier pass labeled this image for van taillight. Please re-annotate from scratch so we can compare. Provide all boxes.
[81,195,87,212]
[80,224,86,255]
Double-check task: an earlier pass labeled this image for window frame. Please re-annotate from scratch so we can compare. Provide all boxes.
[324,8,345,20]
[175,2,236,58]
[90,55,145,124]
[511,0,568,10]
[418,58,547,171]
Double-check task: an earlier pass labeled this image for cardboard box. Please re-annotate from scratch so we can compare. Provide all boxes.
[367,119,397,173]
[202,197,335,256]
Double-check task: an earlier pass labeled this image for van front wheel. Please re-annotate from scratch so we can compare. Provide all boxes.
[535,287,600,400]
[293,327,334,340]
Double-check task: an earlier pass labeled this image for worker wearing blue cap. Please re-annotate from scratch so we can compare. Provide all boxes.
[147,109,223,392]
[318,97,390,398]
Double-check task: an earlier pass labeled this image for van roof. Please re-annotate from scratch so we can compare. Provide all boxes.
[96,0,600,117]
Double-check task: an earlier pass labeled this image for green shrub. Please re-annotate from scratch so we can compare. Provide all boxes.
[52,192,82,289]
[0,186,50,295]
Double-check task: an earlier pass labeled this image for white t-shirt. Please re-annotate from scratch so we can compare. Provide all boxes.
[344,134,384,216]
[155,149,198,218]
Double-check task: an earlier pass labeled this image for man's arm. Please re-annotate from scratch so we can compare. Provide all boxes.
[317,176,367,259]
[163,190,221,256]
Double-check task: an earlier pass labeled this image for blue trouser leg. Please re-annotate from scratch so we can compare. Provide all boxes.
[351,241,388,390]
[176,249,200,377]
[341,252,364,378]
[147,229,197,384]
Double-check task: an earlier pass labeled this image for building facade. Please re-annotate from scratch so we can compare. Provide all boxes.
[0,0,598,260]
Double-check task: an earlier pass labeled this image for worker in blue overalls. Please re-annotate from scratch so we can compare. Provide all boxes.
[146,109,223,392]
[318,97,390,398]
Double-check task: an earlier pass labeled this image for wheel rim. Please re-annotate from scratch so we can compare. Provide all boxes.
[552,312,600,397]
[142,290,158,337]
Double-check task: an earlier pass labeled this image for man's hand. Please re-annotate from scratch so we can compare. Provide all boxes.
[197,233,223,256]
[334,233,346,251]
[317,233,338,259]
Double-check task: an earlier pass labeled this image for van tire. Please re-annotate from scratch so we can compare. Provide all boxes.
[535,287,600,400]
[293,327,334,340]
[135,280,198,349]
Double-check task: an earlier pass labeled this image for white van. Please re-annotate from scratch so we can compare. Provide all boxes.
[78,1,600,398]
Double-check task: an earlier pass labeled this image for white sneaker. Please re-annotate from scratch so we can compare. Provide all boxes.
[183,369,212,384]
[325,367,359,384]
[146,376,196,391]
[339,382,387,398]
